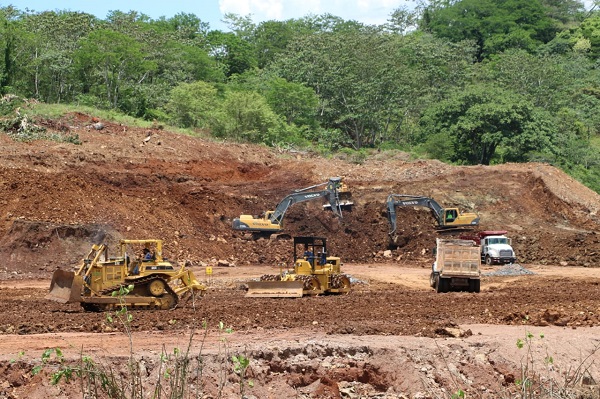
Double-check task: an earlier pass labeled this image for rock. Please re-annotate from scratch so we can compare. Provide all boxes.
[217,259,230,267]
[92,122,104,130]
[383,250,393,258]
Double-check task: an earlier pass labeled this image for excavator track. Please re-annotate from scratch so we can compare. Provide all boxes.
[84,275,179,311]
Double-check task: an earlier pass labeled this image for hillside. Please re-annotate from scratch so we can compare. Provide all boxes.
[0,112,598,278]
[2,112,600,398]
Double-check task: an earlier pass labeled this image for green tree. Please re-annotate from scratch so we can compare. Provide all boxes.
[74,29,156,109]
[0,6,22,94]
[207,31,257,77]
[421,0,558,59]
[19,11,98,102]
[420,84,554,165]
[165,81,219,128]
[212,90,280,143]
[273,28,475,149]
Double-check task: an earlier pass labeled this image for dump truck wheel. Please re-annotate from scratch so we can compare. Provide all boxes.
[148,279,166,297]
[472,279,480,293]
[437,277,449,293]
[429,272,438,288]
[485,255,493,265]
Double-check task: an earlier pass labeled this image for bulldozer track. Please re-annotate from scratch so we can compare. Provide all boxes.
[95,275,179,310]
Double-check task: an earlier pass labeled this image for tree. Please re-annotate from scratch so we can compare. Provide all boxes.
[165,81,218,128]
[212,91,280,143]
[421,0,559,59]
[419,85,554,165]
[19,11,98,102]
[74,29,156,109]
[0,6,22,94]
[273,28,475,149]
[206,31,257,77]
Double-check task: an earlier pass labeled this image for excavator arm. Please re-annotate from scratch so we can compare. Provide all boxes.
[232,177,344,233]
[387,194,445,234]
[269,188,342,225]
[386,194,479,234]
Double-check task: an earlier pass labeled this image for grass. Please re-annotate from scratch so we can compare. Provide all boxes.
[21,102,208,139]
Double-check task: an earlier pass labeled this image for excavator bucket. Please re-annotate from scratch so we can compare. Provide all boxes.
[245,280,304,298]
[46,269,84,304]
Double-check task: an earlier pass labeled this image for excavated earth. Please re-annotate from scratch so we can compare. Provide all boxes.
[0,112,599,398]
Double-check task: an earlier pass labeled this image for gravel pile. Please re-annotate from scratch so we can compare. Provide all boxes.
[483,263,535,277]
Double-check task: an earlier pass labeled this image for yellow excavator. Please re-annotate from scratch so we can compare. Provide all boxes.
[246,236,351,298]
[386,194,479,235]
[46,239,206,311]
[232,177,352,235]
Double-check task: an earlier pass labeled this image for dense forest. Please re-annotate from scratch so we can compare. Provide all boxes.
[1,0,600,192]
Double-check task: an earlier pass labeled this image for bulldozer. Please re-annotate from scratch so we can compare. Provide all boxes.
[246,236,351,298]
[46,239,206,311]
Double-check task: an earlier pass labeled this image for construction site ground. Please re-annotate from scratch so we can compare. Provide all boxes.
[0,112,600,398]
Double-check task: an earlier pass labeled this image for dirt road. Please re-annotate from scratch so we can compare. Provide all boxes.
[2,263,600,398]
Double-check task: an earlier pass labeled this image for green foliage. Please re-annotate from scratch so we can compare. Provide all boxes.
[422,0,559,59]
[0,4,598,191]
[75,29,156,110]
[451,389,465,399]
[211,90,281,144]
[165,81,219,128]
[419,84,554,165]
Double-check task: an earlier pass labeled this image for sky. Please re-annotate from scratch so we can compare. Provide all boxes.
[3,0,596,32]
[1,0,414,31]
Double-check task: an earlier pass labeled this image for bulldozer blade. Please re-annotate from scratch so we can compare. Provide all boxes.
[46,269,83,303]
[245,280,304,298]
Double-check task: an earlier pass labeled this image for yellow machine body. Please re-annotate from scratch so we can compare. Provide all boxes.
[47,239,206,311]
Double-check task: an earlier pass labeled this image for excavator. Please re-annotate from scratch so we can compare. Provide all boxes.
[386,194,479,235]
[46,239,206,311]
[232,177,351,235]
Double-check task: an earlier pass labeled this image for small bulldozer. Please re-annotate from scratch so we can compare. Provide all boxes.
[46,239,206,311]
[246,236,351,298]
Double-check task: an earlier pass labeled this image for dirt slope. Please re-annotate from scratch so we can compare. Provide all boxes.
[2,112,600,398]
[0,112,598,278]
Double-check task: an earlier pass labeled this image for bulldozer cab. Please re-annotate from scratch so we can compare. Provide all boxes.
[294,236,327,265]
[293,236,341,273]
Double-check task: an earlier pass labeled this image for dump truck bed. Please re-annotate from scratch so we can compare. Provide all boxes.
[436,239,481,277]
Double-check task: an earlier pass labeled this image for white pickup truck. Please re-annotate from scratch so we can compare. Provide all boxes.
[430,238,481,293]
[461,230,517,265]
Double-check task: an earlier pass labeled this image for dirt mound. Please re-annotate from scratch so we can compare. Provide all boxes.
[0,112,599,278]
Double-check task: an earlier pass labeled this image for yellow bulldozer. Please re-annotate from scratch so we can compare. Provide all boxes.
[246,236,352,298]
[46,239,206,311]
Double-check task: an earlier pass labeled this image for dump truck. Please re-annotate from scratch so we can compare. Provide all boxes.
[46,239,206,311]
[460,230,517,265]
[246,236,351,298]
[232,177,349,235]
[386,194,479,235]
[430,238,481,293]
